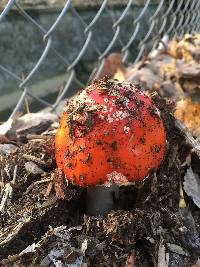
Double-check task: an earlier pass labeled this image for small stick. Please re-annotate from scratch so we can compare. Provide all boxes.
[22,154,46,165]
[124,250,135,267]
[175,120,200,158]
[0,216,31,246]
[24,177,53,195]
[0,165,17,212]
[21,72,30,114]
[44,182,53,197]
[0,169,4,193]
[24,97,30,114]
[11,165,17,185]
[179,177,186,208]
[27,134,50,140]
[0,183,12,212]
[4,165,11,180]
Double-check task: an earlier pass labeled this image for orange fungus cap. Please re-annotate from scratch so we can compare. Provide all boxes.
[55,79,166,187]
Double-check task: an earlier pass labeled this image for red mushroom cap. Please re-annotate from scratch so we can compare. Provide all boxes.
[55,78,166,187]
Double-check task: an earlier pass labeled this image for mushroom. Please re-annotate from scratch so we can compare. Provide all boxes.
[54,78,166,216]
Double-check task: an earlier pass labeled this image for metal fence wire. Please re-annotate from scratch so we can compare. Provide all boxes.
[0,0,200,120]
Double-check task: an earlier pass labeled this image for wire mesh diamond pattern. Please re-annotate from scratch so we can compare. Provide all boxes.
[0,0,199,119]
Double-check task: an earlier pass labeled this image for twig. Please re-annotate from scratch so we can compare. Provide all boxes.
[175,120,200,158]
[4,165,11,180]
[24,177,53,195]
[0,169,4,193]
[158,242,169,267]
[0,254,21,266]
[21,72,30,114]
[24,97,30,114]
[0,183,12,212]
[0,216,31,246]
[124,250,135,267]
[10,165,17,198]
[27,134,50,140]
[0,165,17,212]
[44,182,53,197]
[179,177,186,208]
[22,154,46,165]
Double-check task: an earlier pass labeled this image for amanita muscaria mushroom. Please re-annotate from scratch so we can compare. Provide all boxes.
[55,78,166,215]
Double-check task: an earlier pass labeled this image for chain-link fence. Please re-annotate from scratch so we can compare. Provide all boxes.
[0,0,200,120]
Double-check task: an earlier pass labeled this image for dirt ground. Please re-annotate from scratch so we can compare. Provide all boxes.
[0,95,200,267]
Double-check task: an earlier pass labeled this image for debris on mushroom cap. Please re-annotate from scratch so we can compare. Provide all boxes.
[54,78,166,187]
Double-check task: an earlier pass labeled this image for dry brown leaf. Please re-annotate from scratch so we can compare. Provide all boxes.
[174,99,200,140]
[158,243,169,267]
[179,177,187,209]
[166,243,189,256]
[162,59,178,78]
[113,67,125,81]
[53,170,66,199]
[182,80,198,95]
[183,167,200,208]
[0,119,14,137]
[0,135,11,144]
[177,44,193,62]
[0,144,18,156]
[124,251,135,267]
[178,61,200,79]
[168,35,196,61]
[168,39,178,58]
[125,66,161,91]
[191,259,200,267]
[99,53,125,79]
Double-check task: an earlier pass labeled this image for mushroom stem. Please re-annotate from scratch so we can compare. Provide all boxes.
[85,184,119,216]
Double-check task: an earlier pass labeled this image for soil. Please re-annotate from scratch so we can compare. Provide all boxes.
[0,96,200,267]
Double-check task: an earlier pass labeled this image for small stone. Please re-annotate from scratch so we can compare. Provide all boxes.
[0,144,18,156]
[25,161,44,174]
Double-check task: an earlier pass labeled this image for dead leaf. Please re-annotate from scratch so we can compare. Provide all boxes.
[24,161,45,175]
[53,170,66,199]
[0,113,57,142]
[183,167,200,208]
[174,99,200,141]
[149,35,169,59]
[191,259,200,267]
[0,135,11,144]
[177,41,194,61]
[162,59,177,79]
[175,119,200,159]
[168,34,198,61]
[12,112,58,136]
[158,243,169,267]
[0,119,13,136]
[182,80,198,94]
[166,243,189,256]
[161,81,184,100]
[179,177,187,209]
[114,68,125,81]
[124,251,135,267]
[125,66,161,91]
[0,144,18,156]
[178,61,200,79]
[92,53,125,81]
[168,39,178,58]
